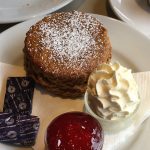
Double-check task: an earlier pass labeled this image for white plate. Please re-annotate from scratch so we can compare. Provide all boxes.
[0,0,73,23]
[0,14,150,150]
[109,0,150,38]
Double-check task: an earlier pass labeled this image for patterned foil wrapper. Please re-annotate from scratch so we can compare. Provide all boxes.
[0,112,17,127]
[3,77,35,115]
[0,113,40,146]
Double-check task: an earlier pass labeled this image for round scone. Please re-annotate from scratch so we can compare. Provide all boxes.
[23,11,112,98]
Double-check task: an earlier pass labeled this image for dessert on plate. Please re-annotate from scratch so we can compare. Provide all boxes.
[45,112,104,150]
[23,11,112,98]
[84,62,140,132]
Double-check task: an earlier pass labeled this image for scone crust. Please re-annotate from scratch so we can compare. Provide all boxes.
[24,11,112,97]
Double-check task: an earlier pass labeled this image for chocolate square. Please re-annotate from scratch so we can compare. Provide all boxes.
[0,113,40,146]
[3,77,35,115]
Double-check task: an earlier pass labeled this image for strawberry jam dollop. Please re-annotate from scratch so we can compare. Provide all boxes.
[46,112,104,150]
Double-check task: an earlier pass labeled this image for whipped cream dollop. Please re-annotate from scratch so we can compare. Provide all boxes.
[87,62,140,120]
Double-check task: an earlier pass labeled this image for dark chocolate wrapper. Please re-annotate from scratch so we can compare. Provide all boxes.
[0,113,39,146]
[3,77,35,115]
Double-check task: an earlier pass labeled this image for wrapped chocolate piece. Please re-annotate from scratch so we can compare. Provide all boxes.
[0,113,39,146]
[1,77,40,147]
[3,77,35,115]
[17,115,40,146]
[0,112,16,127]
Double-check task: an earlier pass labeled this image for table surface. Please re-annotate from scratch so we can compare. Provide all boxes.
[0,0,119,33]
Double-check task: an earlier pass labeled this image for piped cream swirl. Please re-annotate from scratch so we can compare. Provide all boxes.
[87,62,140,120]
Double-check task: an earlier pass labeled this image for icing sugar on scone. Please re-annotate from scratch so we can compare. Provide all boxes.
[24,11,112,97]
[38,11,103,69]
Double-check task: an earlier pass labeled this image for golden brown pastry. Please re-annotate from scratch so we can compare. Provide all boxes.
[23,11,112,98]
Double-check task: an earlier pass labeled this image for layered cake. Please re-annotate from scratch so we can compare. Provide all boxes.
[46,112,104,150]
[24,11,112,97]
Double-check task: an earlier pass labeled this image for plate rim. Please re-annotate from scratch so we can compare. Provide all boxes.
[0,0,73,23]
[109,0,125,22]
[109,0,150,38]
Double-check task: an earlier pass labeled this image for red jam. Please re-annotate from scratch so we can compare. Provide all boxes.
[46,112,104,150]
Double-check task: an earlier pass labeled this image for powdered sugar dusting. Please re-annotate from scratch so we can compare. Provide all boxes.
[32,11,104,70]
